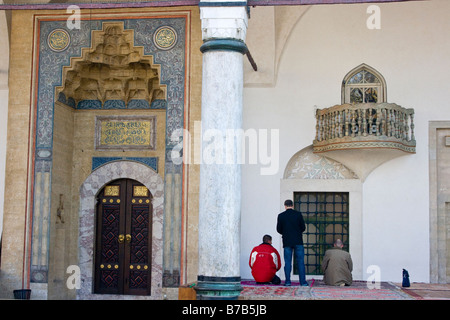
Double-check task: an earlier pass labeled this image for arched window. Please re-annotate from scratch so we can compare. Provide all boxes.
[341,64,386,104]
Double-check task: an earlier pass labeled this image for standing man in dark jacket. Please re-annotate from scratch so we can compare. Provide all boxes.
[276,199,308,286]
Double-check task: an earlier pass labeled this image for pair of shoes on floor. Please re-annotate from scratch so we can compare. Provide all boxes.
[284,282,309,287]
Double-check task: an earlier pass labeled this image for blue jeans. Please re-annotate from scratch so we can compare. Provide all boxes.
[283,245,307,285]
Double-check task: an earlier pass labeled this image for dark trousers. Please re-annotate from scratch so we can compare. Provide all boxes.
[283,245,307,285]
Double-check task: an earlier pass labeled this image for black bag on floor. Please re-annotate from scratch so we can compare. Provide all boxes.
[402,269,410,287]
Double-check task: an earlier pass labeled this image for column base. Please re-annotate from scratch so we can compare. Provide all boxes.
[195,276,243,300]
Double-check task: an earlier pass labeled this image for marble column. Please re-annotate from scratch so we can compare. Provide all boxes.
[195,2,248,299]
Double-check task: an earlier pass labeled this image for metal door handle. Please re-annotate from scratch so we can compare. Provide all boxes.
[118,234,124,243]
[126,234,131,243]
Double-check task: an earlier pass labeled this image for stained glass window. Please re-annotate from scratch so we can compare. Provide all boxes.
[342,64,386,104]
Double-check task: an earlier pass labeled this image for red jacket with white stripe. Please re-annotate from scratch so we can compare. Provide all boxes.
[249,243,281,283]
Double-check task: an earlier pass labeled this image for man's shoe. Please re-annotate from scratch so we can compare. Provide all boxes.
[284,281,291,287]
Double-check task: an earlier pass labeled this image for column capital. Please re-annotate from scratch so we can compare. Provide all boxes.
[200,5,248,42]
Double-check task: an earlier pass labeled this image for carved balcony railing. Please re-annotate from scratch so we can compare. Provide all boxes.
[313,103,416,154]
[312,103,416,181]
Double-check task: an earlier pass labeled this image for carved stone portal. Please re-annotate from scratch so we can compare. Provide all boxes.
[57,22,166,109]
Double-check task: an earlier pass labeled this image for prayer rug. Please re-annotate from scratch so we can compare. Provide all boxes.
[240,284,312,300]
[310,286,410,300]
[396,283,450,300]
[240,279,413,300]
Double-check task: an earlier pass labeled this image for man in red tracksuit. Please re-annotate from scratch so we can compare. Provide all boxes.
[249,235,281,284]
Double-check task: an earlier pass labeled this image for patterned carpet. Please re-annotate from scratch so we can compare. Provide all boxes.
[395,283,450,300]
[240,279,414,300]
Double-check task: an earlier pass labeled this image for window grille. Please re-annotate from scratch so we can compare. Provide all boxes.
[293,192,349,275]
[342,64,386,104]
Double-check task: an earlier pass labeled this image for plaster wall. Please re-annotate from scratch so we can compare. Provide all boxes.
[241,0,450,283]
[0,10,33,298]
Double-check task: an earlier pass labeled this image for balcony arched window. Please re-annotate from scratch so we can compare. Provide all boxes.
[314,63,415,181]
[341,64,387,104]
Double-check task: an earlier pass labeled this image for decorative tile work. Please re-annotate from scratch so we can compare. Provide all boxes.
[92,157,123,171]
[92,157,158,172]
[150,99,167,109]
[58,95,160,110]
[103,100,126,110]
[47,28,70,52]
[31,15,187,285]
[77,100,102,109]
[153,26,178,50]
[35,17,186,149]
[129,100,150,109]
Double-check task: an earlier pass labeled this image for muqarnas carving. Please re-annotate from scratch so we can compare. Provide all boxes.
[57,22,167,110]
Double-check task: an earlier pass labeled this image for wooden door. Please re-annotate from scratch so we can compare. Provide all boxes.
[94,179,152,295]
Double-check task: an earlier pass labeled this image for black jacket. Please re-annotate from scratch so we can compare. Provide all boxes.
[276,208,306,248]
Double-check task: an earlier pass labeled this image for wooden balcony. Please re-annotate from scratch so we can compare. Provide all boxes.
[312,103,416,180]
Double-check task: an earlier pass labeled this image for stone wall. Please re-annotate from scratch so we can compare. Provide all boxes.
[429,122,450,284]
[0,7,202,299]
[0,9,34,298]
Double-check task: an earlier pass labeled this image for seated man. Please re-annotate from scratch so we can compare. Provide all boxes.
[321,239,353,286]
[249,235,281,284]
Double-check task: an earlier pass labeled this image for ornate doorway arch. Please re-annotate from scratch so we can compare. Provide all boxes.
[78,160,164,299]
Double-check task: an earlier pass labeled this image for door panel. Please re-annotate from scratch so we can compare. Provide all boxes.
[94,179,152,295]
[95,203,124,294]
[124,180,152,295]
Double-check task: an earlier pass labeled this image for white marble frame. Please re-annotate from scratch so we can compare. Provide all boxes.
[429,121,450,283]
[77,160,164,299]
[280,179,363,280]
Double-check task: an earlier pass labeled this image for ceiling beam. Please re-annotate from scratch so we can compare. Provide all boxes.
[0,0,425,10]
